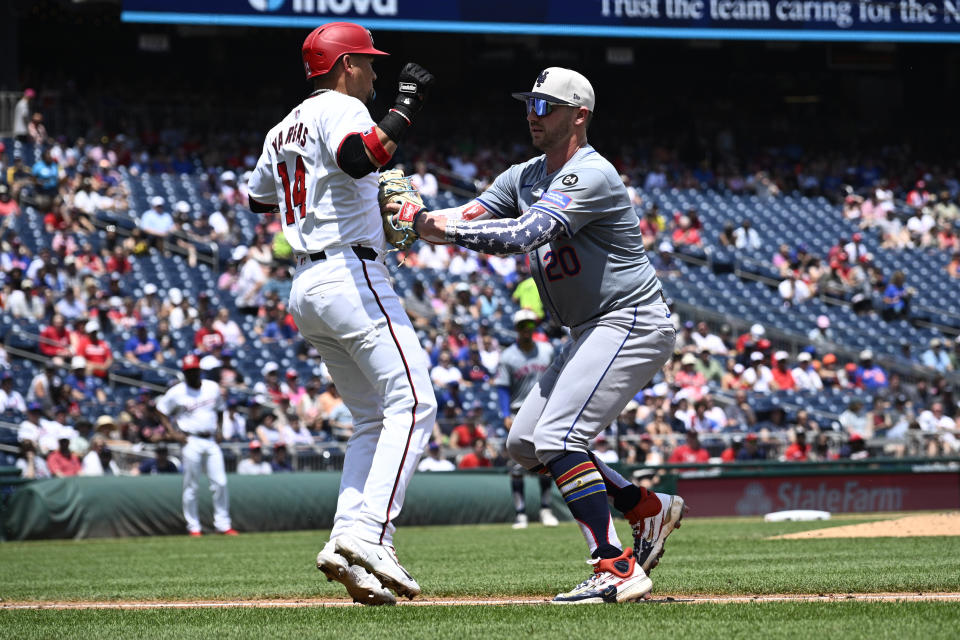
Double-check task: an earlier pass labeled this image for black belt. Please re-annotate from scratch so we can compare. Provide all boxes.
[306,246,378,263]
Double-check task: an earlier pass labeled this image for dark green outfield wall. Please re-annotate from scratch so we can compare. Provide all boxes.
[3,472,570,540]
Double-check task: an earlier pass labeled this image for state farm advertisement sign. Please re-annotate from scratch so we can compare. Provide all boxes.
[676,471,960,516]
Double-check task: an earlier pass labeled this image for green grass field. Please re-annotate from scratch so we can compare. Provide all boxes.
[1,514,958,639]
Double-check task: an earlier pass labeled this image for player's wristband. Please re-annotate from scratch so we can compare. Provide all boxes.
[378,109,411,144]
[360,127,392,166]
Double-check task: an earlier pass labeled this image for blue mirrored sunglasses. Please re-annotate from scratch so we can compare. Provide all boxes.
[524,97,558,116]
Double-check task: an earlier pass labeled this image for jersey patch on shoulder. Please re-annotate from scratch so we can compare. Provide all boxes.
[539,190,573,209]
[561,174,578,186]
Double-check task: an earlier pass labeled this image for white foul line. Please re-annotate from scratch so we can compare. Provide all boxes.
[3,593,960,610]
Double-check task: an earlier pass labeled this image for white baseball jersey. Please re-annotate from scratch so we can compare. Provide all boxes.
[156,380,224,436]
[246,90,387,254]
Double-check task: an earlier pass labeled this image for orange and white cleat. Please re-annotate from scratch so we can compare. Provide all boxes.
[552,548,652,604]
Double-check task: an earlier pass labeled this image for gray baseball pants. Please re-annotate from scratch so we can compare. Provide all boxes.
[506,301,675,469]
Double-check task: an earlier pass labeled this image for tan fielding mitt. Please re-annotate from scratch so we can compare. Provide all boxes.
[378,169,424,251]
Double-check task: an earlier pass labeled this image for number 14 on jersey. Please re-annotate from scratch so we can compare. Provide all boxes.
[277,156,306,225]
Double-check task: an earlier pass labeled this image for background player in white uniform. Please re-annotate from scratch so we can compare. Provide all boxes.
[494,309,558,529]
[156,354,236,537]
[401,68,686,604]
[246,22,437,605]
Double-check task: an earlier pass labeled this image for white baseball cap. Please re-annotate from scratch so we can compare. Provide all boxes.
[71,355,87,369]
[512,67,596,112]
[262,361,280,376]
[797,352,812,362]
[221,170,236,182]
[143,283,158,295]
[84,321,100,333]
[750,323,765,337]
[513,309,539,326]
[775,351,789,361]
[168,287,183,305]
[175,201,191,214]
[150,196,165,207]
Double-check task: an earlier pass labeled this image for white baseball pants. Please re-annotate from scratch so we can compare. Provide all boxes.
[181,435,232,533]
[506,301,676,469]
[289,247,437,546]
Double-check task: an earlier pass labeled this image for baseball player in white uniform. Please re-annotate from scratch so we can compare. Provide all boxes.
[246,22,437,605]
[156,354,236,537]
[396,68,687,604]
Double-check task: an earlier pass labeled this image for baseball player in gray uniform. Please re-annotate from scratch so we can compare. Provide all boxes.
[494,309,559,529]
[399,68,687,604]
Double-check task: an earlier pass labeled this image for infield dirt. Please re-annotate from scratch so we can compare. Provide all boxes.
[771,511,960,539]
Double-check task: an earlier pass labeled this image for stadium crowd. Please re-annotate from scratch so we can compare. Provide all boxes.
[1,89,959,479]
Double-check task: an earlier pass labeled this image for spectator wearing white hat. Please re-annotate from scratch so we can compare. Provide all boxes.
[171,200,202,267]
[735,323,765,353]
[136,282,162,324]
[777,270,812,307]
[741,351,773,392]
[770,351,796,391]
[164,287,197,330]
[64,355,107,404]
[920,338,953,373]
[75,321,113,380]
[219,170,239,206]
[140,196,176,252]
[791,352,823,392]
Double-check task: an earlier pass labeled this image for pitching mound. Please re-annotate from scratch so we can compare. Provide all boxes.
[772,512,960,539]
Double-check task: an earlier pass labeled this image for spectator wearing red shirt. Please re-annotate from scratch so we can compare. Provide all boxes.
[735,323,765,354]
[39,313,73,358]
[675,353,707,400]
[0,183,20,216]
[76,321,113,379]
[457,438,492,469]
[668,431,711,463]
[671,214,703,247]
[450,409,488,449]
[771,351,797,391]
[783,429,810,462]
[194,314,225,353]
[720,437,743,462]
[47,432,83,477]
[105,246,132,275]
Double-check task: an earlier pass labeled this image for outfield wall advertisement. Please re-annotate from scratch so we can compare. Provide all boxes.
[676,470,960,516]
[122,0,960,42]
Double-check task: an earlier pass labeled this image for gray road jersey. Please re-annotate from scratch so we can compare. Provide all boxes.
[493,341,556,411]
[477,145,661,327]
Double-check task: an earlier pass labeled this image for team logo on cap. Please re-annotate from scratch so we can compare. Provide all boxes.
[561,174,578,186]
[536,70,549,87]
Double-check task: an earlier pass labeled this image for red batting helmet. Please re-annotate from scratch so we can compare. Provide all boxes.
[182,354,201,371]
[302,22,388,80]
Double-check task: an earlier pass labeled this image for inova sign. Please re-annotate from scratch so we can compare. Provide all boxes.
[250,0,399,14]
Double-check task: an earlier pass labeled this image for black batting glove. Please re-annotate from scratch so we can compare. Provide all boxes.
[392,63,435,120]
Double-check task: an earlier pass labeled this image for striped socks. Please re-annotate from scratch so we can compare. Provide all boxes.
[548,452,622,559]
